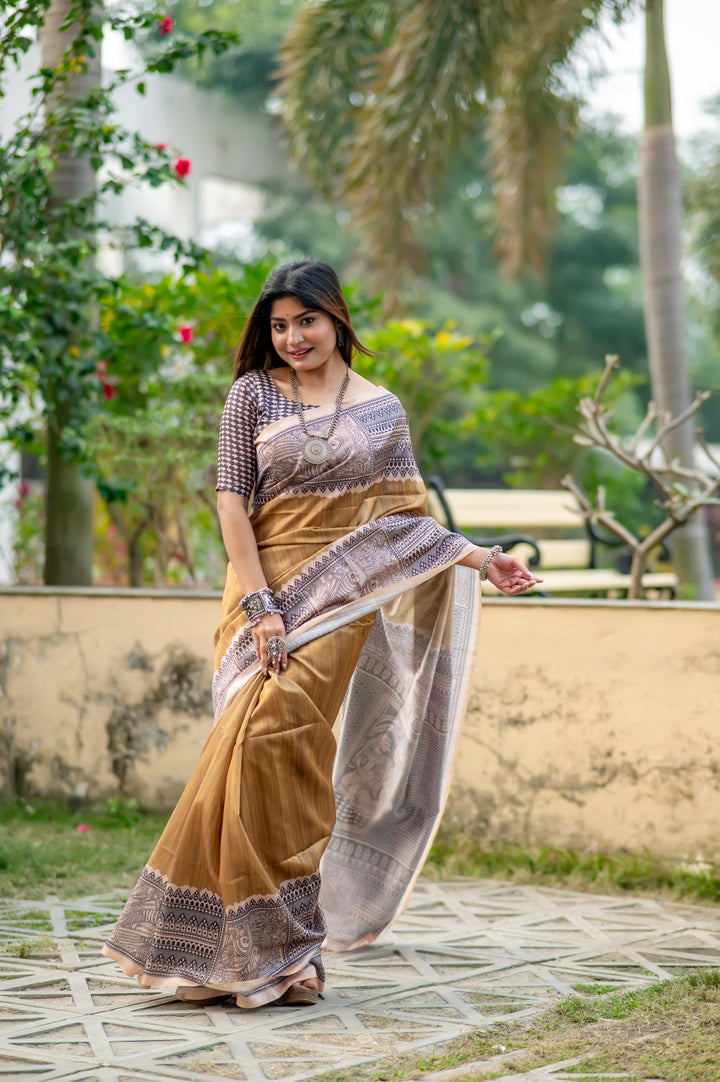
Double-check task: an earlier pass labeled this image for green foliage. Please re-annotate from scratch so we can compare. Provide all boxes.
[0,1,237,482]
[276,0,637,292]
[10,486,45,585]
[356,320,490,472]
[87,265,267,586]
[161,0,301,100]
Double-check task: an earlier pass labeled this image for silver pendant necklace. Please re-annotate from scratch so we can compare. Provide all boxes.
[290,367,350,464]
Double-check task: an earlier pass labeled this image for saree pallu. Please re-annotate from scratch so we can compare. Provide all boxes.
[103,387,480,1006]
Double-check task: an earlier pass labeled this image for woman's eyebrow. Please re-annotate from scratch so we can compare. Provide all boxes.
[271,309,317,322]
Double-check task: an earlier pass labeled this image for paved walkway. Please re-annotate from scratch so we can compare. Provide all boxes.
[1,880,720,1082]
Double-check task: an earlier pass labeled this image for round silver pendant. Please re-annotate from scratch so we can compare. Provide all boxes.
[303,437,330,464]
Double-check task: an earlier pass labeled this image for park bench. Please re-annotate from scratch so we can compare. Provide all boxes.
[426,476,678,598]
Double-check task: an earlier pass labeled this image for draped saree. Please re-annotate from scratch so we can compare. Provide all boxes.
[103,383,480,1007]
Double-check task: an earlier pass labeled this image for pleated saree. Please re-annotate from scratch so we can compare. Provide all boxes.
[103,371,480,1007]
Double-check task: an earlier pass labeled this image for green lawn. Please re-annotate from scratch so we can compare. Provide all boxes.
[425,835,720,906]
[312,971,720,1082]
[1,800,719,905]
[0,799,167,898]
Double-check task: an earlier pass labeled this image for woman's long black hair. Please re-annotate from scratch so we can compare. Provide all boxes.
[232,260,373,381]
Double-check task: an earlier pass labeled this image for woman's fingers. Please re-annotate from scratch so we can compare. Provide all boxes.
[256,634,288,673]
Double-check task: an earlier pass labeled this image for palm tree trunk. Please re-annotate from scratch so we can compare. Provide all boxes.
[40,0,101,585]
[638,0,714,600]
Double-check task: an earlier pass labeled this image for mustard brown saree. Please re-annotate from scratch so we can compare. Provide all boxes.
[103,370,480,1007]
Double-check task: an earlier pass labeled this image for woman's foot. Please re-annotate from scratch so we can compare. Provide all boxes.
[277,977,318,1006]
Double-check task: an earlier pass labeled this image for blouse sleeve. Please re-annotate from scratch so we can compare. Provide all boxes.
[216,377,258,499]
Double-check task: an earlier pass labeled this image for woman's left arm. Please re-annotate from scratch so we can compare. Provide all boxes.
[458,546,542,596]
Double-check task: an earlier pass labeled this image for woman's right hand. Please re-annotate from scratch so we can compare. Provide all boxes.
[252,612,288,673]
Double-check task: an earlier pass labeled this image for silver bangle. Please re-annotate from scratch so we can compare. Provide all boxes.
[479,545,502,581]
[240,587,282,625]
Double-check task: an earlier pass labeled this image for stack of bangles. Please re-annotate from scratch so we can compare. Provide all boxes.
[240,586,282,625]
[479,544,502,580]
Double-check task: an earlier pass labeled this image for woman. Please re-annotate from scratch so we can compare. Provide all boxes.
[103,260,538,1009]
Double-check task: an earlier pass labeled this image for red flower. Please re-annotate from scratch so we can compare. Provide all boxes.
[159,15,174,35]
[103,382,116,400]
[179,324,194,343]
[156,143,167,153]
[19,481,30,499]
[174,157,191,179]
[76,823,90,835]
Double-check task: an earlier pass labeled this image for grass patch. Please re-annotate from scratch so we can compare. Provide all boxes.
[4,935,58,957]
[0,799,167,899]
[2,800,720,907]
[309,971,720,1082]
[425,837,720,905]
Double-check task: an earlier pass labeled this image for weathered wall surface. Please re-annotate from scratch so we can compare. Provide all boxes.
[2,589,719,860]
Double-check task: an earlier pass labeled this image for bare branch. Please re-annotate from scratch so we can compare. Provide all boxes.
[628,400,658,455]
[561,474,638,550]
[646,391,710,460]
[593,354,620,407]
[695,428,720,474]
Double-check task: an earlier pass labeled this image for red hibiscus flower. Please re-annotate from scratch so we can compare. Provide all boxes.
[159,15,174,35]
[174,157,191,179]
[103,382,116,400]
[179,324,194,343]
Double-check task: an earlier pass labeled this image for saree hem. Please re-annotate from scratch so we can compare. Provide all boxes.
[101,944,323,1008]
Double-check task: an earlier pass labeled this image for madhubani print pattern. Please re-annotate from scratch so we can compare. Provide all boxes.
[216,369,319,499]
[211,515,470,719]
[104,866,325,991]
[321,565,479,949]
[252,390,420,506]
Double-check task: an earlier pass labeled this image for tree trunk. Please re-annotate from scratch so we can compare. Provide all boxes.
[44,397,95,585]
[40,1,101,585]
[628,548,646,601]
[638,0,714,599]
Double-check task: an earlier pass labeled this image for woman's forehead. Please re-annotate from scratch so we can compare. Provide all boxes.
[270,296,321,320]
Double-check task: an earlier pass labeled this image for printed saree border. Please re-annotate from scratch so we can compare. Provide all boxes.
[214,547,475,722]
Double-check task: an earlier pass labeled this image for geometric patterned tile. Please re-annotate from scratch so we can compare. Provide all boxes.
[0,881,718,1081]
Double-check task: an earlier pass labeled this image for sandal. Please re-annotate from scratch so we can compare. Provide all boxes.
[277,980,319,1007]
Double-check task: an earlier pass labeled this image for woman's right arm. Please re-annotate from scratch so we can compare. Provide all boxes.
[216,490,287,671]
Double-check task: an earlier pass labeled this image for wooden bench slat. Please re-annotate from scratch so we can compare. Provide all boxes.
[431,488,585,529]
[513,539,592,569]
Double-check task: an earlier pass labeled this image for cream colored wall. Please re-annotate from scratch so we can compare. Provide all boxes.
[1,589,719,860]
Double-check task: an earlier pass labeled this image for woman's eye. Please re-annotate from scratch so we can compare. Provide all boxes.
[302,317,314,325]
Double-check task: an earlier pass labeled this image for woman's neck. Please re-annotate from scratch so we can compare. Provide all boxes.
[289,357,348,394]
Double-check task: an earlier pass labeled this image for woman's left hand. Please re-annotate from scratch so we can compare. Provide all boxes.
[485,551,542,595]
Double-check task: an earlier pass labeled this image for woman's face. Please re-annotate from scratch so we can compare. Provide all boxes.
[270,295,340,372]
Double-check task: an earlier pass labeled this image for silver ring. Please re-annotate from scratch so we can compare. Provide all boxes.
[266,636,287,660]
